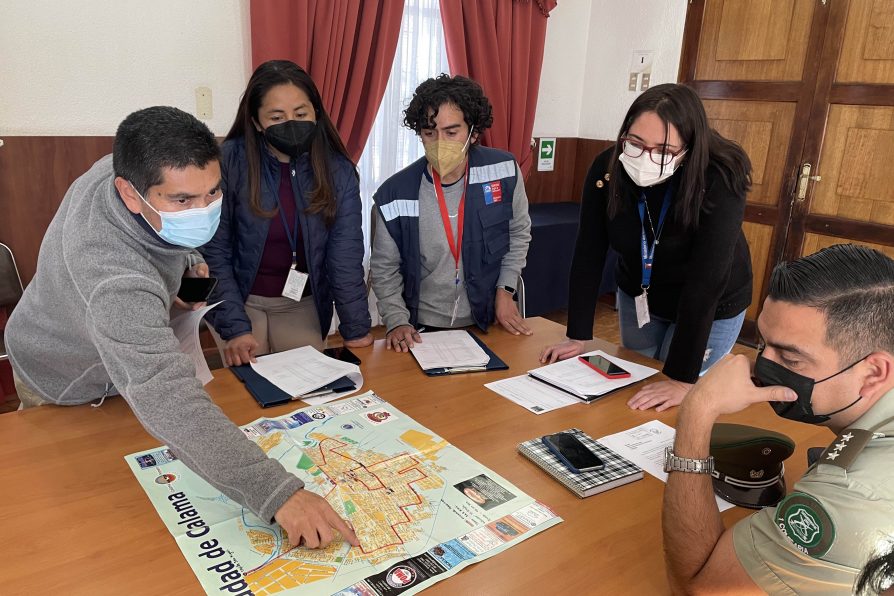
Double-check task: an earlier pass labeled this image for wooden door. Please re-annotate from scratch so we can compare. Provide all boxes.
[679,0,894,343]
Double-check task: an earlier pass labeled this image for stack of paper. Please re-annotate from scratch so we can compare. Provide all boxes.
[598,420,735,512]
[410,330,491,371]
[171,301,222,386]
[526,350,658,402]
[250,346,363,404]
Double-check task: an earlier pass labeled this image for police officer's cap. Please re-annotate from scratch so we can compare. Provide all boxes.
[709,423,795,509]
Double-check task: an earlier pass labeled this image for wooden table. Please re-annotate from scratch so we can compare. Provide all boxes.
[0,318,832,595]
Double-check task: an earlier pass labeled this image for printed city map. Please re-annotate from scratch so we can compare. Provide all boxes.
[127,392,561,595]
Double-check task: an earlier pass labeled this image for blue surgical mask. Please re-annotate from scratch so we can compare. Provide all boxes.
[132,183,222,248]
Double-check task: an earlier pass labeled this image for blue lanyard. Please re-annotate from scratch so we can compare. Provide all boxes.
[276,172,300,269]
[637,186,673,289]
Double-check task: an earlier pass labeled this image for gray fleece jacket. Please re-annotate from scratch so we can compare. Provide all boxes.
[5,155,303,521]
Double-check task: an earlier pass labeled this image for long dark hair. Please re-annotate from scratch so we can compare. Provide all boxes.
[607,83,751,229]
[226,60,355,224]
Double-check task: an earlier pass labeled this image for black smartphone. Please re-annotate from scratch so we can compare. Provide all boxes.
[578,354,631,379]
[176,277,218,303]
[323,346,361,366]
[541,432,605,473]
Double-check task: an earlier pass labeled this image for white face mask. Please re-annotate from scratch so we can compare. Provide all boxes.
[619,145,686,187]
[132,183,223,248]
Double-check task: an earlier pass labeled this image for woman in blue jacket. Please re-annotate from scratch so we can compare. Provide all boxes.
[202,60,372,366]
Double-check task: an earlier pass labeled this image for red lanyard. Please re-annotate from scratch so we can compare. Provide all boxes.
[432,163,468,272]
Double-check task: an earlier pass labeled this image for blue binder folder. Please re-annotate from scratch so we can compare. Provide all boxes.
[230,364,355,408]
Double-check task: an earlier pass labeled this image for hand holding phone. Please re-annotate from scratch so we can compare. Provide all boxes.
[542,432,605,473]
[177,277,219,303]
[578,354,631,379]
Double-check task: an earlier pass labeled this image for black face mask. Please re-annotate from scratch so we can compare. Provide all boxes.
[753,354,864,424]
[263,120,316,158]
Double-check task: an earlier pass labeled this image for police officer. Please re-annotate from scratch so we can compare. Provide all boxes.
[661,244,894,594]
[370,74,532,351]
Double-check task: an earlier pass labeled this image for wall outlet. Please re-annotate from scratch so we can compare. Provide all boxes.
[629,51,655,91]
[195,86,213,120]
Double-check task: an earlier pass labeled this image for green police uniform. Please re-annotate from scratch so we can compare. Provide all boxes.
[732,388,894,594]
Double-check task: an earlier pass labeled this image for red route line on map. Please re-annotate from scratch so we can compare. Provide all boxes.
[313,437,431,554]
[247,435,435,576]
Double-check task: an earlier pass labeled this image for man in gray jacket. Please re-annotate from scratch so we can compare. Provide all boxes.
[5,106,356,550]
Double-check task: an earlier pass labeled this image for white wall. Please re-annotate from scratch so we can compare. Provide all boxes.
[0,0,685,140]
[533,0,688,140]
[0,0,251,136]
[531,0,592,138]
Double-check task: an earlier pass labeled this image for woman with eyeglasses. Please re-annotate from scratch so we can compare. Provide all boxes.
[540,83,753,412]
[201,60,372,366]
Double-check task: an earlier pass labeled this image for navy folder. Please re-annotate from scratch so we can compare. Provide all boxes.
[420,332,509,376]
[230,364,355,408]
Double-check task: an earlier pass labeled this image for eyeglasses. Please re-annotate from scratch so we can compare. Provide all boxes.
[621,138,687,166]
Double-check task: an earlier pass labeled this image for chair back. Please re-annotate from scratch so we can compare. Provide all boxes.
[0,243,24,311]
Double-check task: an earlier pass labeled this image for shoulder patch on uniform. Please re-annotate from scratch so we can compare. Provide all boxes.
[774,492,835,557]
[819,428,873,469]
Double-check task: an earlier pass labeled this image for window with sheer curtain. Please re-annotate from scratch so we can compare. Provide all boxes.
[355,0,450,326]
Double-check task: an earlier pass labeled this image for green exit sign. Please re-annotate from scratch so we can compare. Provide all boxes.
[538,138,556,171]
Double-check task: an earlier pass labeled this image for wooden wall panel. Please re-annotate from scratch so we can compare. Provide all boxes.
[525,138,613,204]
[810,105,894,226]
[702,99,796,206]
[801,232,894,259]
[741,221,774,321]
[0,136,115,284]
[524,137,582,203]
[835,0,894,84]
[694,0,815,82]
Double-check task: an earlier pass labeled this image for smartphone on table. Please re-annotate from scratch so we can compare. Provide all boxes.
[323,346,362,366]
[542,432,605,473]
[578,354,631,379]
[176,277,218,303]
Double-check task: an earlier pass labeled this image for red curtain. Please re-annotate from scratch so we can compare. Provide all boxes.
[250,0,405,162]
[439,0,557,176]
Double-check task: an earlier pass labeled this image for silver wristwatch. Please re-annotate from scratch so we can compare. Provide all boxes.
[663,447,714,474]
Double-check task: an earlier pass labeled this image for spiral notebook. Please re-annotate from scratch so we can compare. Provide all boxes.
[518,428,643,498]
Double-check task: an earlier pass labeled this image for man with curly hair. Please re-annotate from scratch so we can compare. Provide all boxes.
[371,74,532,351]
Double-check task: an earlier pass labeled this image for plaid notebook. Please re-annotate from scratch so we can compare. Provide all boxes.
[518,428,643,498]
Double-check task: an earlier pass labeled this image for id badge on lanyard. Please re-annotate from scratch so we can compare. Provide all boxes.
[433,165,469,326]
[278,184,308,302]
[636,187,673,328]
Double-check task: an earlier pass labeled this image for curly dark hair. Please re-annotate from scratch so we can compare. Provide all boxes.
[856,546,894,595]
[403,74,493,142]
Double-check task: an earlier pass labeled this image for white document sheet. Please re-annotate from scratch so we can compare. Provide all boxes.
[527,350,658,399]
[250,345,363,399]
[598,420,735,512]
[409,330,490,370]
[170,301,222,386]
[485,375,581,414]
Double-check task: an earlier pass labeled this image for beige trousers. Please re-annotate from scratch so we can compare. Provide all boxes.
[209,294,325,364]
[13,370,48,409]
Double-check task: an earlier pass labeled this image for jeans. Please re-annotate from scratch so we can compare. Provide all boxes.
[616,289,746,375]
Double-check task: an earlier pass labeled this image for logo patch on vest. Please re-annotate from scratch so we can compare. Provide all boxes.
[774,492,835,557]
[482,180,503,204]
